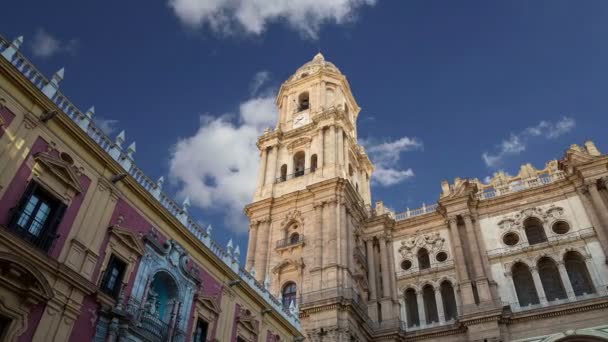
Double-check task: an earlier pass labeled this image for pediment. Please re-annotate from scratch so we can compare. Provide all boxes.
[237,316,258,334]
[272,258,303,274]
[197,295,221,314]
[564,149,595,166]
[109,226,145,256]
[33,152,83,193]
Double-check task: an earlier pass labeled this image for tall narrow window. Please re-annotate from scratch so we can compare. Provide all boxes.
[417,248,431,270]
[564,251,595,296]
[298,92,309,111]
[405,289,419,327]
[440,281,458,321]
[192,319,208,342]
[100,255,127,298]
[293,152,305,177]
[422,285,438,323]
[523,217,547,245]
[8,181,66,252]
[310,154,318,172]
[280,164,287,182]
[282,282,297,308]
[512,262,540,307]
[0,314,11,341]
[537,257,567,301]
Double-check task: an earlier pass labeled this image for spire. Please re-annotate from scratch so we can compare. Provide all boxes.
[313,52,325,62]
[1,35,24,61]
[79,106,95,131]
[42,67,65,98]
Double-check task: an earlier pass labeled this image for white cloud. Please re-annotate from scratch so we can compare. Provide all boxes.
[168,0,376,39]
[96,118,120,135]
[362,136,422,187]
[169,72,277,234]
[482,116,575,168]
[249,71,270,96]
[29,28,77,58]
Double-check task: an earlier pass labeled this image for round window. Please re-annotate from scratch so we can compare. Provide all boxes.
[60,152,74,165]
[401,260,412,270]
[503,232,519,246]
[436,251,448,262]
[552,221,570,234]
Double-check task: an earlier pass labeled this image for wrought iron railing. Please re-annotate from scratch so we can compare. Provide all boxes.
[275,168,314,183]
[276,235,305,248]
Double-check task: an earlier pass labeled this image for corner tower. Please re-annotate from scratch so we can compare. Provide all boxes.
[245,53,375,340]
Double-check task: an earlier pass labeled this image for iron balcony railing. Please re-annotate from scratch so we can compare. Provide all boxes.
[276,234,305,249]
[275,168,315,183]
[125,298,186,342]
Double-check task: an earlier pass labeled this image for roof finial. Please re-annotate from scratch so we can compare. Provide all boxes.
[313,51,324,62]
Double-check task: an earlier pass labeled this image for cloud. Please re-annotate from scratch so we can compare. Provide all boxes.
[249,71,270,96]
[362,136,422,186]
[96,118,120,135]
[169,72,277,234]
[168,0,376,39]
[29,28,78,58]
[482,116,575,168]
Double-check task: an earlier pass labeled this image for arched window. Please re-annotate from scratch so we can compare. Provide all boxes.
[405,289,419,327]
[417,248,431,270]
[280,164,287,182]
[348,164,354,177]
[310,154,318,172]
[282,282,297,307]
[512,262,540,307]
[440,281,458,321]
[298,92,309,111]
[289,232,300,245]
[537,257,567,301]
[564,251,595,296]
[293,152,305,177]
[146,272,179,322]
[422,285,438,323]
[524,217,547,245]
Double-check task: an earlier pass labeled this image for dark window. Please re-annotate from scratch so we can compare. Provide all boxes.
[503,232,519,246]
[564,252,595,296]
[552,221,570,234]
[298,92,309,111]
[290,233,300,244]
[417,248,431,270]
[512,262,540,306]
[401,260,412,270]
[537,257,567,301]
[0,315,11,341]
[440,281,458,321]
[524,217,547,245]
[310,154,318,172]
[422,285,438,323]
[282,282,297,308]
[293,152,305,177]
[192,319,208,342]
[100,255,127,298]
[8,181,66,252]
[405,289,419,327]
[279,164,287,182]
[436,252,448,262]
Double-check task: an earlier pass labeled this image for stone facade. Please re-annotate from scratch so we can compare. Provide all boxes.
[245,54,608,341]
[0,34,302,341]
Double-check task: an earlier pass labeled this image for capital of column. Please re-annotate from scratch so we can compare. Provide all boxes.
[529,266,538,273]
[447,216,458,227]
[462,213,473,223]
[313,201,326,209]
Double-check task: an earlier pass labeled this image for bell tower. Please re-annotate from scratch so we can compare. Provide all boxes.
[245,53,376,340]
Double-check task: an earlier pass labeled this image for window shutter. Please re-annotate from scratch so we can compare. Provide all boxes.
[8,181,38,228]
[42,201,67,252]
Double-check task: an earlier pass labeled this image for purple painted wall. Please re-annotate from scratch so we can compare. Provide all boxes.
[0,106,16,138]
[231,303,241,342]
[17,303,44,342]
[0,138,47,225]
[67,295,98,342]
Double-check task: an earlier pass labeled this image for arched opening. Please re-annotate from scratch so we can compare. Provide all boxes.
[440,281,457,321]
[524,217,547,245]
[310,154,318,172]
[564,251,595,296]
[289,232,300,245]
[422,285,438,324]
[293,152,305,177]
[512,262,540,307]
[537,257,567,301]
[282,282,297,308]
[348,164,354,177]
[297,92,309,111]
[405,289,419,327]
[146,271,179,322]
[417,248,431,270]
[280,164,287,182]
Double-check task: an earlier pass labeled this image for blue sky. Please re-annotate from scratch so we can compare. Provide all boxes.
[3,0,608,255]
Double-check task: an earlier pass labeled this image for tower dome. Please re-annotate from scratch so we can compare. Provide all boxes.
[288,52,342,81]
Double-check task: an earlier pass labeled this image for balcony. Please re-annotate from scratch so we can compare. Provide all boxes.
[125,298,186,342]
[275,168,314,184]
[506,285,608,313]
[276,234,305,250]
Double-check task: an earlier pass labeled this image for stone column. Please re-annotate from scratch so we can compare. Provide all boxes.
[343,133,349,168]
[557,261,576,300]
[578,187,608,258]
[399,297,407,325]
[463,214,491,302]
[416,291,426,327]
[328,200,338,265]
[313,203,324,270]
[366,240,377,301]
[504,271,519,308]
[318,128,324,168]
[257,147,268,186]
[340,201,348,269]
[255,219,270,281]
[435,288,445,323]
[337,126,344,167]
[267,146,278,183]
[530,267,548,305]
[330,125,337,165]
[246,222,259,270]
[387,240,398,301]
[379,236,391,298]
[584,256,602,293]
[447,217,469,281]
[587,181,608,237]
[304,147,311,171]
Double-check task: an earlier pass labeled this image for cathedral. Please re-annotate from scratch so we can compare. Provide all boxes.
[245,53,608,341]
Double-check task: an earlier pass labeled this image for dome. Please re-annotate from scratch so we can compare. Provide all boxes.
[288,52,341,81]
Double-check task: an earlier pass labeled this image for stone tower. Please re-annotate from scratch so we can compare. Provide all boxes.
[245,53,376,340]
